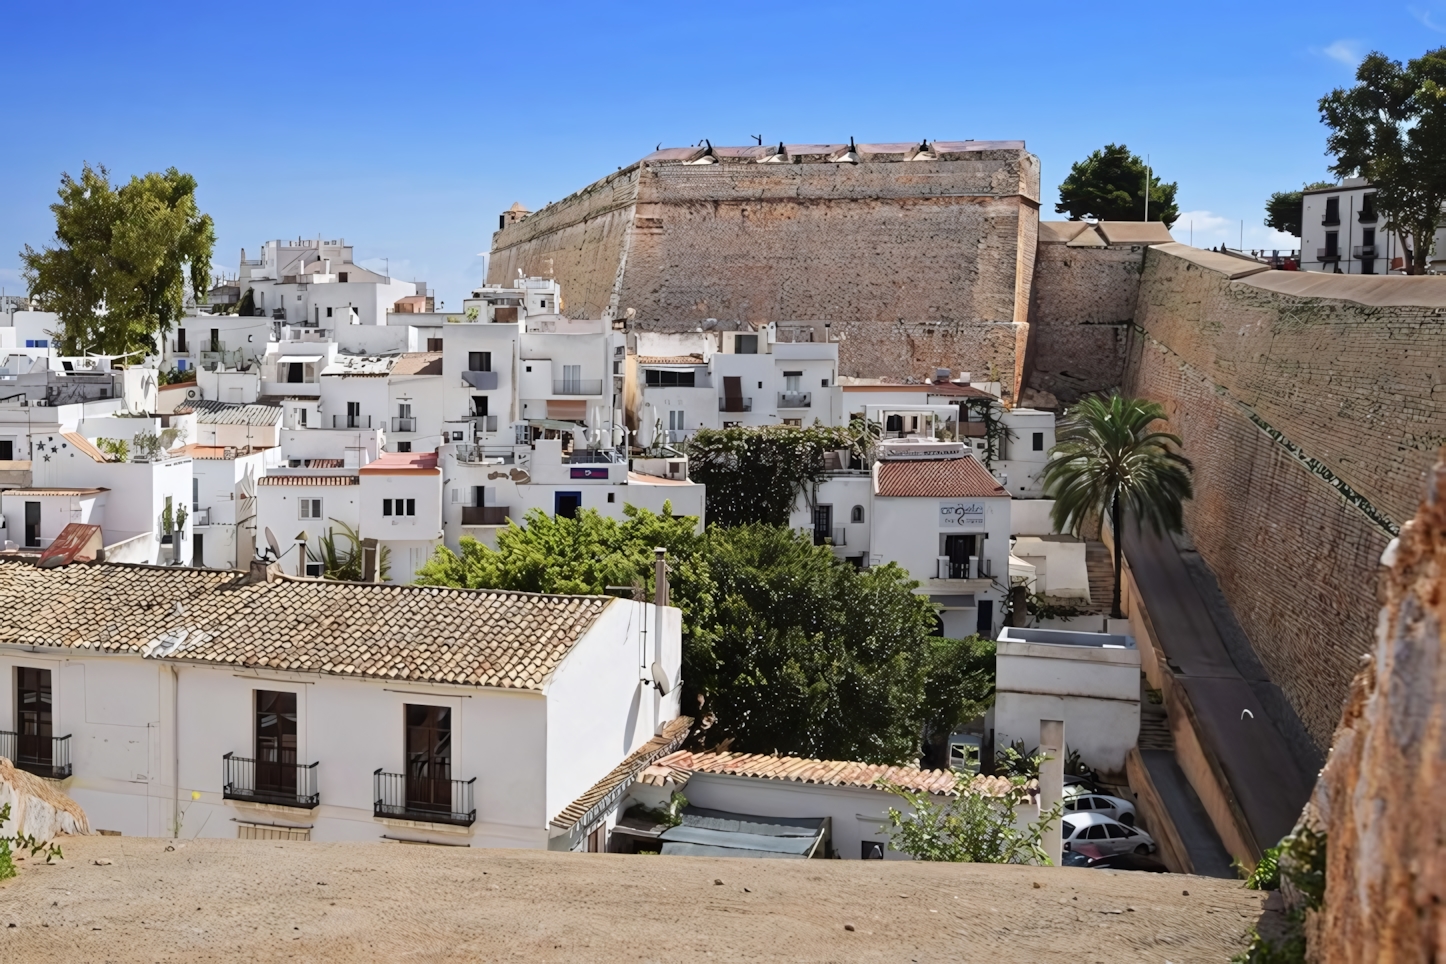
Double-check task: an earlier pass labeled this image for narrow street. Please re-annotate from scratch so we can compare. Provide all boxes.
[1122,523,1318,854]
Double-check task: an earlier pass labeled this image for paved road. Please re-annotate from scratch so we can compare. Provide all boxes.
[1123,524,1316,853]
[1141,749,1235,878]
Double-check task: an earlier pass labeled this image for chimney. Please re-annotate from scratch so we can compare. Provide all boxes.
[935,367,951,382]
[245,558,282,584]
[653,548,669,608]
[361,538,379,583]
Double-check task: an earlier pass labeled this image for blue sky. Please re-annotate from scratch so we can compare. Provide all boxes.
[0,1,1439,309]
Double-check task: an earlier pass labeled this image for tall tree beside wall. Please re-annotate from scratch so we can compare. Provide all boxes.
[21,164,215,355]
[1320,46,1446,274]
[1264,182,1338,237]
[1056,144,1179,226]
[684,424,861,527]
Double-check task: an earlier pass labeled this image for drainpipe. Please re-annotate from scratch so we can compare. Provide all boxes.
[171,664,180,838]
[653,547,668,733]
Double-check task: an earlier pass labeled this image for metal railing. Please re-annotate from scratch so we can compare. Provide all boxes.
[1352,245,1377,259]
[391,417,416,432]
[778,391,812,408]
[462,370,498,390]
[222,752,319,808]
[333,415,372,429]
[1317,247,1340,261]
[1321,213,1341,226]
[373,769,476,826]
[466,414,499,433]
[461,506,510,525]
[719,397,752,412]
[553,379,603,396]
[192,507,211,526]
[813,527,846,547]
[567,449,626,464]
[936,556,989,579]
[1358,209,1378,224]
[0,731,72,779]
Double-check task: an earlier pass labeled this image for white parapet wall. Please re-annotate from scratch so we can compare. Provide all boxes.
[993,626,1140,775]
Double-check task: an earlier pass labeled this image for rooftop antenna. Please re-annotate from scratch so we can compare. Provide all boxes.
[751,134,762,145]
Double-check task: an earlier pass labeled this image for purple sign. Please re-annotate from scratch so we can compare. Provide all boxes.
[570,467,609,480]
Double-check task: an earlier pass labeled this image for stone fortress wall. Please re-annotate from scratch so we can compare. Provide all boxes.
[1122,245,1446,748]
[488,141,1041,398]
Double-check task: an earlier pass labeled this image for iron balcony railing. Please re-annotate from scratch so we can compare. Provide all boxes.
[373,769,476,826]
[333,414,372,429]
[1317,247,1341,262]
[1352,245,1377,259]
[222,752,319,809]
[461,506,510,525]
[461,370,498,390]
[553,379,603,396]
[192,507,211,526]
[936,556,990,579]
[1321,212,1341,226]
[567,449,626,464]
[0,731,72,780]
[1358,209,1378,224]
[469,414,499,433]
[719,397,752,412]
[778,391,812,409]
[812,527,846,547]
[391,416,416,432]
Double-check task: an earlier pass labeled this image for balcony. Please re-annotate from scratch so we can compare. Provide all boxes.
[1358,208,1378,224]
[333,415,372,429]
[936,556,990,580]
[1317,248,1341,262]
[568,449,626,464]
[461,505,511,525]
[1352,245,1377,259]
[812,527,846,547]
[719,397,752,412]
[222,752,319,809]
[553,379,603,396]
[392,416,416,433]
[461,370,499,390]
[192,506,211,526]
[272,308,287,320]
[469,414,499,433]
[1321,212,1341,226]
[373,769,476,826]
[0,732,72,780]
[778,391,812,409]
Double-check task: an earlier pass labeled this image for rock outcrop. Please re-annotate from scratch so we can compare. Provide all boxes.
[0,758,89,843]
[1312,451,1445,961]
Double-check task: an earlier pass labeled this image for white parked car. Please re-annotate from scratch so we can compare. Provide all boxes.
[1063,788,1137,826]
[1061,812,1156,856]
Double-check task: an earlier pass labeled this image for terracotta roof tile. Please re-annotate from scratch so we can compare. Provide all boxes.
[256,475,358,486]
[0,561,611,690]
[548,716,693,831]
[639,750,963,795]
[875,457,1006,498]
[391,352,443,376]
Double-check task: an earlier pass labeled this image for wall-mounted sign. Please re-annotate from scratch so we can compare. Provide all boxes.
[939,500,986,530]
[570,467,608,480]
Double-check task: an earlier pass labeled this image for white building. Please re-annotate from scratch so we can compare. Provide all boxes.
[1300,178,1446,275]
[992,625,1141,775]
[0,558,683,850]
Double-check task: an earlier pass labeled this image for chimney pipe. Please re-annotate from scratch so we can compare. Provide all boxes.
[653,547,668,608]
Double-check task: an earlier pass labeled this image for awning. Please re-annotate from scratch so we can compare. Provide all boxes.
[278,355,323,364]
[658,806,827,859]
[527,419,585,433]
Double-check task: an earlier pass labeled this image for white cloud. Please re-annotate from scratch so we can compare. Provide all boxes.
[1410,5,1446,32]
[1317,39,1363,67]
[1173,211,1299,254]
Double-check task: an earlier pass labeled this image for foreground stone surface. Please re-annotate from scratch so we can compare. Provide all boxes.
[1314,453,1446,962]
[0,836,1261,962]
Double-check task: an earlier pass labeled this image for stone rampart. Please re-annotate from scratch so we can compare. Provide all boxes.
[1027,242,1147,401]
[489,146,1040,396]
[1124,244,1446,747]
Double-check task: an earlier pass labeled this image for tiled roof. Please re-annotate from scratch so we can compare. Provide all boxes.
[302,459,344,469]
[875,457,1006,498]
[321,354,397,377]
[2,487,108,497]
[842,382,994,398]
[256,475,359,486]
[639,750,962,795]
[174,444,273,460]
[181,400,285,426]
[61,433,108,463]
[637,355,705,365]
[0,561,614,690]
[391,352,443,376]
[549,716,693,831]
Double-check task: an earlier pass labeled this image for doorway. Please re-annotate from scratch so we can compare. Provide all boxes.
[24,501,40,547]
[255,690,298,798]
[976,600,995,638]
[555,491,582,519]
[405,704,453,815]
[16,667,52,771]
[944,534,977,579]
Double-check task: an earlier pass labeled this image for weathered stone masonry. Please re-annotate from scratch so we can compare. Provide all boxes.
[1124,245,1445,748]
[489,144,1040,397]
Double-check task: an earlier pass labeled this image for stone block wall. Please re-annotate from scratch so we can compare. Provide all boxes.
[1027,243,1147,402]
[489,149,1040,396]
[1124,245,1444,748]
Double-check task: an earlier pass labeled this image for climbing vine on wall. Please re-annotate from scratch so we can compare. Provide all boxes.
[684,424,859,527]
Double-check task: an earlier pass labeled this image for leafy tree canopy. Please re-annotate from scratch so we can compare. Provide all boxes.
[684,424,864,527]
[21,164,214,356]
[1055,144,1179,227]
[1320,46,1446,274]
[1264,181,1337,238]
[415,507,994,764]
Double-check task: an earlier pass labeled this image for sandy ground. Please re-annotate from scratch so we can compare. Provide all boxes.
[0,836,1265,962]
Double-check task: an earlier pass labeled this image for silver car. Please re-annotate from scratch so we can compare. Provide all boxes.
[1061,811,1156,856]
[1063,788,1138,826]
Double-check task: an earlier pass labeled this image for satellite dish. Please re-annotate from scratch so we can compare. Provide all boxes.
[264,527,281,560]
[650,661,674,696]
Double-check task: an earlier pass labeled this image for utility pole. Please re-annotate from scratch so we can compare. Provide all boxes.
[1144,154,1150,223]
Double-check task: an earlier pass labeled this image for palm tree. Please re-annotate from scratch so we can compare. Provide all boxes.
[1041,394,1193,619]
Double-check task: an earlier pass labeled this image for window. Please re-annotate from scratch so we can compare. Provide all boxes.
[326,306,333,318]
[1325,231,1339,257]
[735,334,757,354]
[427,338,443,352]
[405,499,415,516]
[468,351,491,372]
[1362,228,1376,247]
[338,272,348,283]
[299,498,322,520]
[255,690,298,797]
[397,441,412,453]
[177,329,188,352]
[193,477,200,510]
[555,491,582,519]
[383,499,392,516]
[606,493,615,503]
[16,667,53,770]
[644,369,695,387]
[1105,824,1129,839]
[850,505,864,524]
[1323,196,1340,225]
[783,371,802,392]
[383,499,415,517]
[1032,432,1044,451]
[562,364,582,393]
[821,378,829,388]
[782,418,802,427]
[287,361,305,383]
[405,704,453,813]
[471,395,489,416]
[305,563,323,577]
[398,403,412,419]
[298,408,307,427]
[669,410,686,431]
[0,440,12,461]
[1083,824,1108,840]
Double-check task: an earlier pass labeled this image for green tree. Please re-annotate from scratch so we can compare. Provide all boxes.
[20,164,215,355]
[1320,47,1446,274]
[1056,144,1179,226]
[1041,394,1193,619]
[1264,181,1337,237]
[879,775,1062,864]
[684,424,864,527]
[416,507,988,764]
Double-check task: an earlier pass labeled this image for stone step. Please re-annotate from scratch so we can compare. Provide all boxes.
[1139,714,1174,751]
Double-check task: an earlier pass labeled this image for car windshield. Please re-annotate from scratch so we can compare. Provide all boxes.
[1062,819,1080,837]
